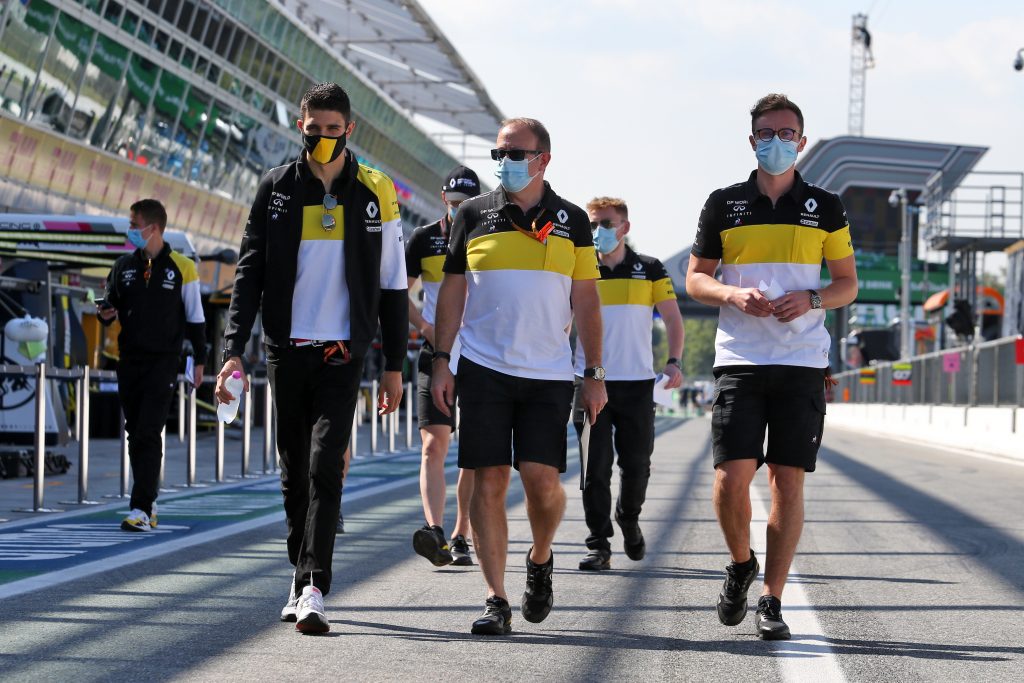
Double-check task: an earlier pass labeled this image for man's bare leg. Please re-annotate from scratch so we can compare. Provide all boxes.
[762,463,805,599]
[418,426,450,526]
[519,461,566,564]
[453,467,475,538]
[713,459,757,562]
[471,465,511,599]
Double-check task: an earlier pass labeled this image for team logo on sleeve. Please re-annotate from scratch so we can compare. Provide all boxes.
[365,201,382,232]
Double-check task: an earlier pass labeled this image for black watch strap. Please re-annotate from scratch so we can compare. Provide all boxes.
[666,357,681,367]
[432,350,452,362]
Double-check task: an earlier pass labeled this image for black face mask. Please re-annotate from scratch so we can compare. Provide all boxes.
[302,132,347,164]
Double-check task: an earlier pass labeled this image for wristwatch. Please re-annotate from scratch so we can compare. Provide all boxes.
[808,290,822,310]
[432,350,452,363]
[666,357,681,368]
[584,366,606,381]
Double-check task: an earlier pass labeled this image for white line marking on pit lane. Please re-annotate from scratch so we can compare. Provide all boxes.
[0,460,453,601]
[749,484,847,683]
[828,423,1024,469]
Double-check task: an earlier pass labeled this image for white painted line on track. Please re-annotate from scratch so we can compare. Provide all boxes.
[749,484,846,683]
[0,459,452,601]
[827,423,1024,468]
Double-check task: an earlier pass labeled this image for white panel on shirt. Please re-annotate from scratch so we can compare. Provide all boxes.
[291,240,350,340]
[574,305,656,381]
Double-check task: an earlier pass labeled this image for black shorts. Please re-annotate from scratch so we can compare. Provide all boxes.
[456,357,573,472]
[711,365,826,472]
[416,348,455,430]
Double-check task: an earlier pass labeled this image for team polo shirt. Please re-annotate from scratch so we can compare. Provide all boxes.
[290,160,403,340]
[692,170,854,368]
[405,217,449,326]
[573,247,676,381]
[444,183,600,380]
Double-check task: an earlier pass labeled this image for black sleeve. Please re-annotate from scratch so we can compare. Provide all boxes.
[648,257,669,281]
[186,322,208,365]
[443,207,469,274]
[99,259,121,328]
[378,290,408,372]
[223,175,272,358]
[405,228,424,279]
[691,192,723,260]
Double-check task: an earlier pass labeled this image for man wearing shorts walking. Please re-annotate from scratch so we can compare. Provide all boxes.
[686,93,858,640]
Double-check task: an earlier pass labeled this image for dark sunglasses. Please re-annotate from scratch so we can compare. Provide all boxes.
[322,193,338,231]
[490,148,542,162]
[589,219,618,230]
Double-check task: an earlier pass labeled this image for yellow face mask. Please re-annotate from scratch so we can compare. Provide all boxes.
[303,133,346,165]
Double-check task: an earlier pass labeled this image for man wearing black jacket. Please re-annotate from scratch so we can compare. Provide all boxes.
[216,83,407,634]
[99,198,206,533]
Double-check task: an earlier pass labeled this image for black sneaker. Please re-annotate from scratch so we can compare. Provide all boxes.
[578,548,611,571]
[615,511,646,561]
[336,509,345,535]
[521,548,554,623]
[471,596,512,635]
[450,535,474,566]
[717,550,759,626]
[755,595,791,640]
[412,524,454,566]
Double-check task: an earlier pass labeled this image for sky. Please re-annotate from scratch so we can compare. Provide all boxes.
[415,0,1024,265]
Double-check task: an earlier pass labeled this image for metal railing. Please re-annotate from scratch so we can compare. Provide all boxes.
[1,363,421,514]
[833,335,1024,407]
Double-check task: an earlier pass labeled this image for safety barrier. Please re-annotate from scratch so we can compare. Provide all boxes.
[1,364,422,514]
[833,335,1024,407]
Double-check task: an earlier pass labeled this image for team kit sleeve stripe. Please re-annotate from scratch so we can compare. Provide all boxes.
[823,224,855,261]
[652,277,676,303]
[721,223,839,265]
[571,245,600,280]
[374,175,408,290]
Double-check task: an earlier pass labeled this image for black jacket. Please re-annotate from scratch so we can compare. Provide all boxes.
[223,150,408,371]
[102,242,208,364]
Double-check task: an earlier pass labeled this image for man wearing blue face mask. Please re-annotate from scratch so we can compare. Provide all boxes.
[686,94,858,640]
[405,165,481,567]
[431,117,607,635]
[99,199,207,534]
[573,196,684,572]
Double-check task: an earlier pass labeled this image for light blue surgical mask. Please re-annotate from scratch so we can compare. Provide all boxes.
[593,226,621,254]
[127,227,149,249]
[755,137,799,175]
[495,156,538,193]
[447,205,457,223]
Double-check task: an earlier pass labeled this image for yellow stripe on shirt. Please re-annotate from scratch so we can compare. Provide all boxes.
[720,223,852,265]
[467,231,577,278]
[301,205,345,241]
[421,254,445,283]
[597,278,655,306]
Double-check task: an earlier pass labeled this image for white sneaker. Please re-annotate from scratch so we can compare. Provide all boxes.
[150,502,158,529]
[295,585,330,633]
[280,571,299,622]
[120,509,151,532]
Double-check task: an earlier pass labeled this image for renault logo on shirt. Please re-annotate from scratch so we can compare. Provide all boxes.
[366,201,379,219]
[805,198,818,213]
[556,209,569,224]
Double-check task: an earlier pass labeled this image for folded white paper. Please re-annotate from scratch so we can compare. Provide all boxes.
[759,278,814,334]
[652,373,675,407]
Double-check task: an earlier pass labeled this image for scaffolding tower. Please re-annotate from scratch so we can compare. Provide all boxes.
[848,13,875,137]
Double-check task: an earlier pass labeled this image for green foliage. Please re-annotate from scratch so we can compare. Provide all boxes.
[682,317,718,381]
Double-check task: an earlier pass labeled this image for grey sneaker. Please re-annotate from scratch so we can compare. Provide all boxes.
[295,585,330,634]
[280,571,298,622]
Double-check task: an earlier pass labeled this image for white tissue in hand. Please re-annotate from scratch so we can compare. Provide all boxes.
[758,279,813,334]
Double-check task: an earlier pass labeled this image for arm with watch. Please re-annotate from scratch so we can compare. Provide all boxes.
[571,279,608,424]
[655,298,685,389]
[770,254,859,323]
[429,273,467,418]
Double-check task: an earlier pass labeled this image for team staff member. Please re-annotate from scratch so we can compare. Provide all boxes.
[432,117,607,636]
[406,166,481,567]
[99,198,206,532]
[217,83,407,634]
[686,94,858,640]
[574,197,684,571]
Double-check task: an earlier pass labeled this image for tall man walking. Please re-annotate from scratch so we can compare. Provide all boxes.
[100,199,206,532]
[432,117,607,635]
[217,83,407,634]
[406,166,481,567]
[575,196,684,571]
[686,94,858,639]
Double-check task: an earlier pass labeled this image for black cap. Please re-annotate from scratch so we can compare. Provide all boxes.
[442,166,481,201]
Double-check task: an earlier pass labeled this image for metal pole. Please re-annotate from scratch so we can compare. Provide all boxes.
[405,381,413,449]
[371,379,378,453]
[213,418,225,483]
[16,363,61,512]
[178,380,186,442]
[388,410,396,453]
[241,376,253,476]
[159,427,172,491]
[63,367,98,505]
[263,379,274,473]
[899,192,913,359]
[350,406,358,457]
[186,387,204,487]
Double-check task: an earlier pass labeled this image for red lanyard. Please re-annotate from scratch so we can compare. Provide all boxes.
[506,208,553,244]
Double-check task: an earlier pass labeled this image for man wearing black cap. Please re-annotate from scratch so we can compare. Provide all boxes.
[406,166,480,567]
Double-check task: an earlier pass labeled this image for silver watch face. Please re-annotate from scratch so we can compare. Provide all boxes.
[810,291,822,309]
[592,366,606,381]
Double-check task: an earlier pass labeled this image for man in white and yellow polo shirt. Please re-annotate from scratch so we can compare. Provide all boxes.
[574,196,684,572]
[431,117,607,636]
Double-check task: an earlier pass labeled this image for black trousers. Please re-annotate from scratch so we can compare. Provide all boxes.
[267,345,362,596]
[117,354,179,516]
[573,378,655,552]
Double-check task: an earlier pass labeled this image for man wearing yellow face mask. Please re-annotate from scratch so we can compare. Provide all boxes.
[218,82,408,634]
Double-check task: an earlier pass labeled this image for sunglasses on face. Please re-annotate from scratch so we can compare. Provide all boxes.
[753,127,801,142]
[589,219,619,230]
[322,193,338,231]
[490,148,542,162]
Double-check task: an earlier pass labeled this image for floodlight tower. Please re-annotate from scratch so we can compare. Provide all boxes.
[848,13,875,136]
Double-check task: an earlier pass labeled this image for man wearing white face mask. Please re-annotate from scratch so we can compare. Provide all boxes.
[573,197,684,572]
[431,117,607,635]
[686,94,858,640]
